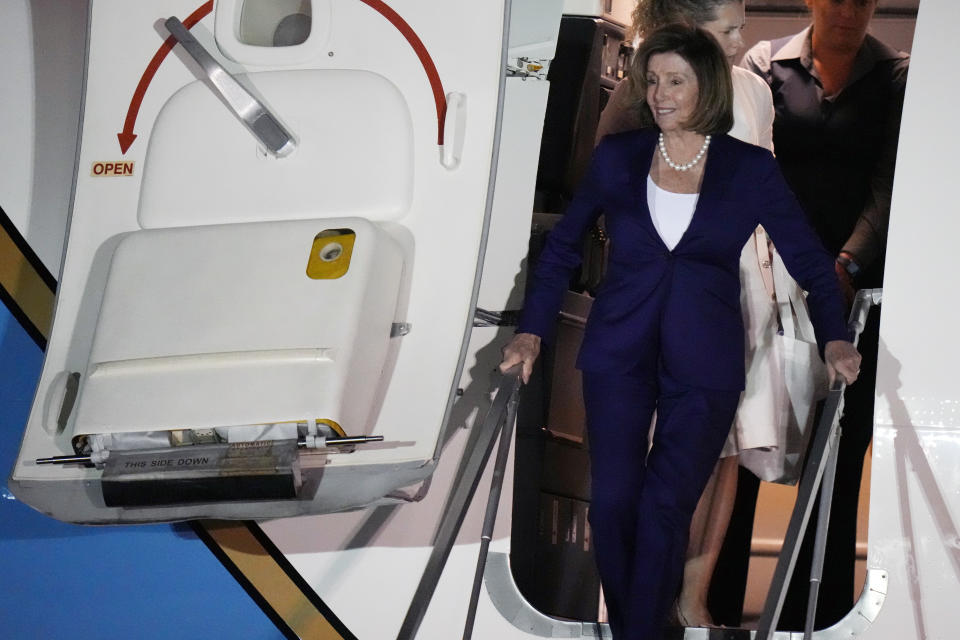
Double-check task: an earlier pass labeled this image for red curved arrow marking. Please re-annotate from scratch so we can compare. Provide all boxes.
[118,0,447,153]
[118,1,213,154]
[356,0,448,145]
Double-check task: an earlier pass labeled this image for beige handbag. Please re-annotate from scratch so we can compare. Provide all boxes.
[738,232,830,485]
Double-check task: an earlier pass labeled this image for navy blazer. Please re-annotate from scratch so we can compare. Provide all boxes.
[519,128,849,391]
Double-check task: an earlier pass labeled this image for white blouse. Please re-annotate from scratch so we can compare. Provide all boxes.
[647,175,698,250]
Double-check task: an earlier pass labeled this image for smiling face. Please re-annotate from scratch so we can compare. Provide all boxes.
[806,0,878,53]
[645,52,700,134]
[700,1,746,65]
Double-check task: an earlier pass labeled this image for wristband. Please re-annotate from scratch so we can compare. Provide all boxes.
[836,253,860,277]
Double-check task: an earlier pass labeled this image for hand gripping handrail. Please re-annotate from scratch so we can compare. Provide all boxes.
[756,288,883,640]
[396,366,522,640]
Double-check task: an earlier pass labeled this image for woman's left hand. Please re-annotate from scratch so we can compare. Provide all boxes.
[824,340,862,386]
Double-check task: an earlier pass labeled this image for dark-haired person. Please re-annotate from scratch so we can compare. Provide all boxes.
[501,24,860,640]
[741,0,908,629]
[596,1,778,627]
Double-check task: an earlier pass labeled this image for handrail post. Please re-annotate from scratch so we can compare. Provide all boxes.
[463,380,520,639]
[756,288,881,640]
[396,367,522,640]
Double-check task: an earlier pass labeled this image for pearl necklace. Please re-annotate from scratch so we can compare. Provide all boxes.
[658,132,711,172]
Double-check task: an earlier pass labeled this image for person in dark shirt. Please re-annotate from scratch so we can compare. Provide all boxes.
[741,0,909,629]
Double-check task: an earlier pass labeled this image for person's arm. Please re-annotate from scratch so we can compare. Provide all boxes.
[501,143,608,382]
[740,44,775,154]
[753,150,848,347]
[838,57,909,275]
[503,140,610,381]
[754,150,863,382]
[755,76,775,154]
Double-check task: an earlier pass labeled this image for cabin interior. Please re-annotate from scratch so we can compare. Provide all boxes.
[510,0,918,626]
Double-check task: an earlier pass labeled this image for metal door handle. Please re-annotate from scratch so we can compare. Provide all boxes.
[165,17,296,157]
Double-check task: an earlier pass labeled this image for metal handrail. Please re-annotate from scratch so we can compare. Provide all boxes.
[396,366,522,640]
[463,377,520,639]
[756,288,882,640]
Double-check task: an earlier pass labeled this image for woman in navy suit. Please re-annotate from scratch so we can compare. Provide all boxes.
[500,24,861,640]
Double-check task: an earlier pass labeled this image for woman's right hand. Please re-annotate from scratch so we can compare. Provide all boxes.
[499,332,542,384]
[824,339,862,386]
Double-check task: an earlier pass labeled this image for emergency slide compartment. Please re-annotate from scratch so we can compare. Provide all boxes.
[11,0,506,522]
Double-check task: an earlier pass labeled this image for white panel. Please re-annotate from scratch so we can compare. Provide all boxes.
[138,70,413,228]
[867,2,960,639]
[508,0,564,61]
[0,0,87,275]
[0,1,34,228]
[73,217,404,435]
[477,78,550,311]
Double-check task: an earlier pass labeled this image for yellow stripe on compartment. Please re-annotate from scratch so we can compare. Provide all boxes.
[306,229,355,280]
[268,419,345,438]
[315,419,345,437]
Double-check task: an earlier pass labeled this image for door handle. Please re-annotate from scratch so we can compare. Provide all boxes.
[165,17,297,158]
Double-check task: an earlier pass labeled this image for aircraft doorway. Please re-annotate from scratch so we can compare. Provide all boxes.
[509,0,918,630]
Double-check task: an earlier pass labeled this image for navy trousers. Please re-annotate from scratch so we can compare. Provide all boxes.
[582,369,741,640]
